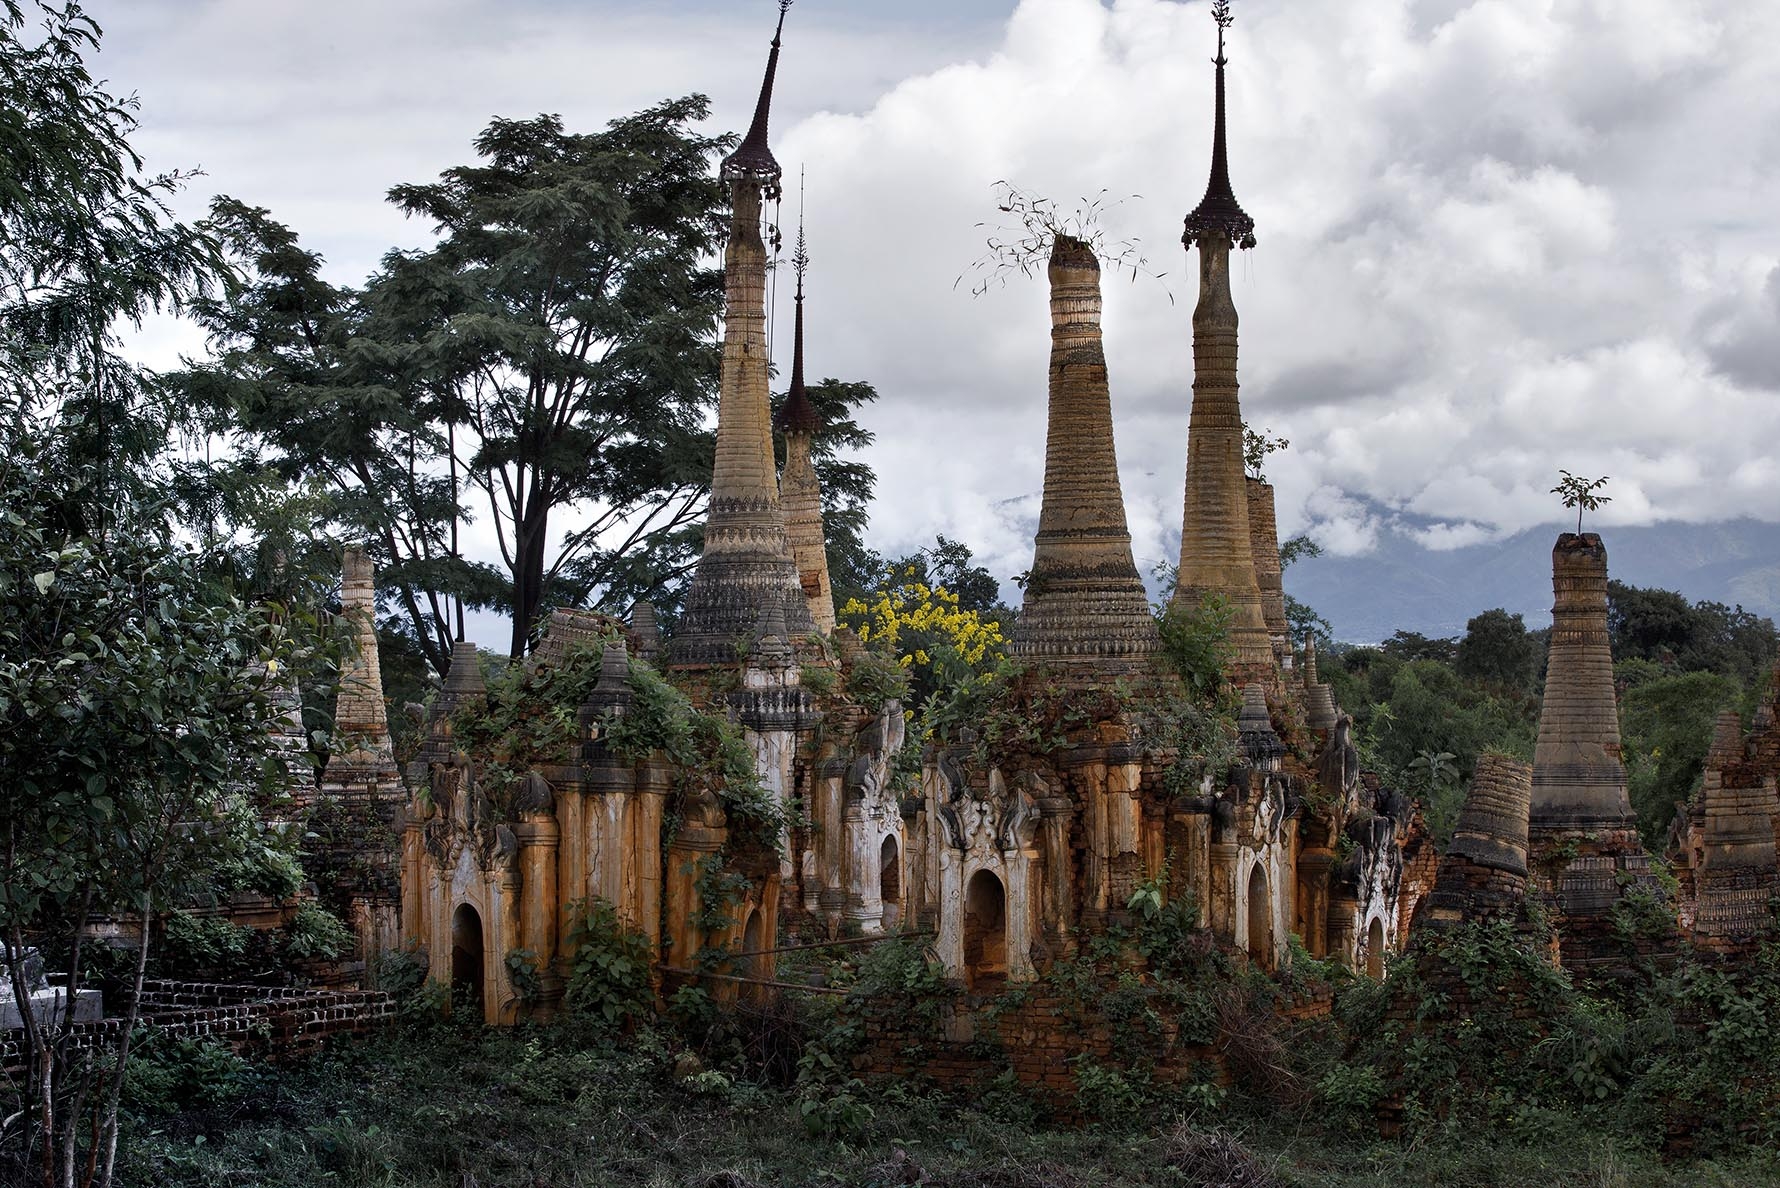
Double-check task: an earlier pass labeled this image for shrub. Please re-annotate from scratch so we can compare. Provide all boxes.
[564,898,653,1027]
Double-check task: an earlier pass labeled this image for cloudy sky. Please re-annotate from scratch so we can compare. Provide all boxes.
[89,0,1780,607]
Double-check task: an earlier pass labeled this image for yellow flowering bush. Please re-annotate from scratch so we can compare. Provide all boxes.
[839,566,1007,710]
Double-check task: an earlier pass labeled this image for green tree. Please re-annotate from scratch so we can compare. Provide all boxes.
[1242,422,1289,480]
[177,99,733,665]
[891,536,1007,619]
[1607,580,1777,691]
[1,433,296,1187]
[1455,608,1539,693]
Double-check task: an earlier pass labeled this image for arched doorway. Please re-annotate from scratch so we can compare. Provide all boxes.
[879,836,901,931]
[962,870,1007,990]
[740,908,765,1002]
[451,903,484,1009]
[1246,866,1272,970]
[1366,917,1385,980]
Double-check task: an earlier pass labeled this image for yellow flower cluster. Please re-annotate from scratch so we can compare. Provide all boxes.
[839,572,1005,672]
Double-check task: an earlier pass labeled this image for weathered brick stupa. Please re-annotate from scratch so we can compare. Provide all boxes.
[775,216,836,635]
[1010,234,1161,676]
[1172,1,1271,673]
[1246,477,1289,665]
[1528,533,1660,971]
[671,0,816,667]
[1671,707,1780,954]
[1415,752,1534,932]
[314,545,405,972]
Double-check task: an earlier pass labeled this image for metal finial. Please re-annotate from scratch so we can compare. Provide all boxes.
[792,168,809,299]
[1182,0,1255,251]
[775,0,791,44]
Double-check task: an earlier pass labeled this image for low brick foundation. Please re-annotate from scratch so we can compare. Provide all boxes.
[2,979,393,1073]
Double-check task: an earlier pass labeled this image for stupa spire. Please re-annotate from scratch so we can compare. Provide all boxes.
[1172,2,1272,670]
[721,0,790,191]
[776,185,836,634]
[1181,1,1256,253]
[672,1,815,666]
[1011,235,1160,674]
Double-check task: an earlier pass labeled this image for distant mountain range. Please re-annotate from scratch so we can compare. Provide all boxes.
[1283,518,1780,645]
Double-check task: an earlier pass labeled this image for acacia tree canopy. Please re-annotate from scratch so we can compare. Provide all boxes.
[176,98,735,666]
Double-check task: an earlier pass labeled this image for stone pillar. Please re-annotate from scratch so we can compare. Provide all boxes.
[495,866,523,1024]
[635,760,671,950]
[664,793,727,980]
[515,813,560,979]
[817,765,846,931]
[1011,235,1160,676]
[1039,794,1076,958]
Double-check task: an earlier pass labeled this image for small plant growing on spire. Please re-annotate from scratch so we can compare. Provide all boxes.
[1242,422,1288,480]
[1551,471,1611,534]
[959,182,1170,298]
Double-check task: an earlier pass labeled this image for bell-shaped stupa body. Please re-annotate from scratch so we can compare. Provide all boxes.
[1011,236,1159,675]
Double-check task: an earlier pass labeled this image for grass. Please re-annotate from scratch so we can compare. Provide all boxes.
[114,1019,1780,1188]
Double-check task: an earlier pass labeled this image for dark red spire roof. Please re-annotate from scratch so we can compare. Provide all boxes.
[1182,2,1257,251]
[721,1,790,188]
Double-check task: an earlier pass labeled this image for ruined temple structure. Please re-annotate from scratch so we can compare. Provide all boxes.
[1526,533,1666,972]
[365,5,1437,1023]
[388,7,913,1021]
[1668,674,1780,955]
[894,8,1429,990]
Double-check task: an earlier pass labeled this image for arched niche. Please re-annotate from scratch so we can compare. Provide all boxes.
[963,869,1008,991]
[451,902,485,1009]
[740,908,765,1003]
[1365,916,1385,980]
[1246,865,1272,971]
[880,835,902,931]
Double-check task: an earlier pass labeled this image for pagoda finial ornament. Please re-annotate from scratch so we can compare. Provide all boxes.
[721,0,792,195]
[1182,0,1256,251]
[777,176,819,435]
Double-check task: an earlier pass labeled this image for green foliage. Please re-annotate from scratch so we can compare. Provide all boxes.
[122,1030,258,1118]
[1608,580,1777,692]
[504,949,542,1005]
[1620,670,1739,846]
[1314,1063,1387,1134]
[1456,608,1540,693]
[1242,423,1289,481]
[1552,470,1611,534]
[282,900,353,962]
[160,911,252,972]
[564,898,653,1028]
[794,1017,874,1139]
[1156,592,1235,696]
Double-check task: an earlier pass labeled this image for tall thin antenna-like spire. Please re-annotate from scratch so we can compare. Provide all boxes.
[722,0,792,193]
[1183,0,1256,251]
[779,170,819,434]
